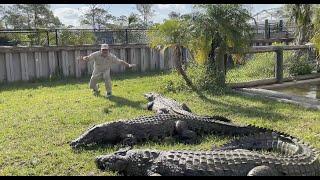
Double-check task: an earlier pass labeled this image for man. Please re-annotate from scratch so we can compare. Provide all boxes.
[80,44,136,97]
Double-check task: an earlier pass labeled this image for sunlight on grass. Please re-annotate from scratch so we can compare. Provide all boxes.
[0,71,319,175]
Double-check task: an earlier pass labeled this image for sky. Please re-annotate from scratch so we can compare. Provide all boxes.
[50,4,284,27]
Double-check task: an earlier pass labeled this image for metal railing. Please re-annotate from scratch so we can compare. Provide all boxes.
[0,20,297,47]
[0,28,154,46]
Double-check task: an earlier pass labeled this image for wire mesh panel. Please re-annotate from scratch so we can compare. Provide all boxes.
[127,29,148,44]
[0,29,153,46]
[226,52,277,83]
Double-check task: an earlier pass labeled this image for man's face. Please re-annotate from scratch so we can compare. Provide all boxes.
[101,49,109,57]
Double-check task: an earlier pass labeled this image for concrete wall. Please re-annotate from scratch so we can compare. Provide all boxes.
[0,44,188,83]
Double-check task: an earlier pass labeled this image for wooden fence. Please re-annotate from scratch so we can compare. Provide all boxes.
[218,44,319,88]
[0,44,187,83]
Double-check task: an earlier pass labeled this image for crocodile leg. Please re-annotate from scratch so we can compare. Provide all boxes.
[147,101,154,111]
[181,103,192,112]
[206,115,232,123]
[121,134,137,147]
[175,120,197,143]
[247,166,281,176]
[157,108,170,114]
[147,169,162,176]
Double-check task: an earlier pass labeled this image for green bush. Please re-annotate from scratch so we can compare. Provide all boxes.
[288,55,313,76]
[161,62,228,94]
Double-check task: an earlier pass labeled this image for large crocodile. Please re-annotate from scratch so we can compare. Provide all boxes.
[70,114,267,149]
[95,132,320,176]
[144,92,232,122]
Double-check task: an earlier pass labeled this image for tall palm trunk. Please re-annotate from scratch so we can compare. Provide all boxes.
[172,44,202,96]
[290,4,313,61]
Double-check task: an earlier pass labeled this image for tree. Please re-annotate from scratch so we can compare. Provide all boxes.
[191,4,254,86]
[128,13,143,28]
[0,5,5,29]
[4,4,62,29]
[168,11,181,19]
[284,4,315,64]
[284,4,314,45]
[112,13,143,28]
[114,15,128,28]
[136,4,154,27]
[80,4,114,29]
[311,6,320,72]
[1,4,62,46]
[147,19,201,95]
[59,29,96,46]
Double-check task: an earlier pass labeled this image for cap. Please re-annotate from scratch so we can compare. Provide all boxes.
[101,44,109,50]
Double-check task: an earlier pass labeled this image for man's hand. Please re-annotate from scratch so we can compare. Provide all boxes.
[128,64,137,68]
[79,56,89,61]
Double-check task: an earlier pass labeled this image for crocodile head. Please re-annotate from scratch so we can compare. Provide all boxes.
[95,149,130,173]
[96,148,160,176]
[70,123,119,149]
[144,92,160,101]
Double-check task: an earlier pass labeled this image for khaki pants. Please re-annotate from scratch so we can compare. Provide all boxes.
[89,68,112,93]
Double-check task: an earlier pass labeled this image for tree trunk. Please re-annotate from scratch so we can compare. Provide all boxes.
[172,44,202,96]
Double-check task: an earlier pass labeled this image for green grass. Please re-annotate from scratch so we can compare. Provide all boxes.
[226,51,295,83]
[0,71,319,175]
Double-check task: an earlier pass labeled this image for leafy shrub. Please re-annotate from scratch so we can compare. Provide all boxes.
[288,55,313,76]
[161,62,228,94]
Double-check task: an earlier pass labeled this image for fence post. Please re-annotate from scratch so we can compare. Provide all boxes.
[55,29,59,46]
[46,30,50,46]
[125,29,128,44]
[279,20,283,32]
[264,19,269,39]
[275,47,283,83]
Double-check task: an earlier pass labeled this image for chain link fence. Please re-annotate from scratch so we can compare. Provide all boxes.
[0,28,152,46]
[226,52,277,83]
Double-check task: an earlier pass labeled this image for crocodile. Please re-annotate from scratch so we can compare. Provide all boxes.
[144,92,232,122]
[95,132,320,176]
[70,114,268,149]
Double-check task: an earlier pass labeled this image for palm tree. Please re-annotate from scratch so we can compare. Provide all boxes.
[284,4,314,60]
[284,4,314,45]
[147,19,201,95]
[191,4,254,86]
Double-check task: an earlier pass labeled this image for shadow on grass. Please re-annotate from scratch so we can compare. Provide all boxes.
[71,143,120,153]
[94,94,147,111]
[71,135,231,153]
[0,70,170,92]
[198,91,288,122]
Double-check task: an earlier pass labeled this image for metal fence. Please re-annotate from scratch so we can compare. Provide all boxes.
[0,20,297,47]
[0,28,152,46]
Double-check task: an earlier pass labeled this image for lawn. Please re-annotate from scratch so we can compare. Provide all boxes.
[0,71,319,175]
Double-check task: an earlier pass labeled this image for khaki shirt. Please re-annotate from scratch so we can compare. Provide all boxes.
[88,51,124,72]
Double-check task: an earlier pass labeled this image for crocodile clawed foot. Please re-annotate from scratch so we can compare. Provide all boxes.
[121,134,137,147]
[181,103,192,112]
[147,101,154,111]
